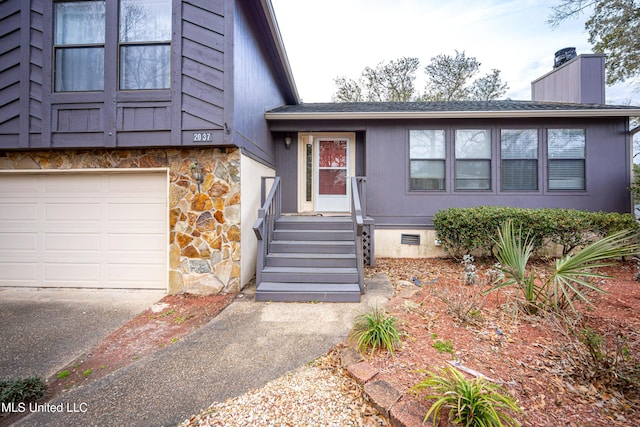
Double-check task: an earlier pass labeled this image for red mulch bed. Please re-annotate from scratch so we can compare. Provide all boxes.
[364,258,640,426]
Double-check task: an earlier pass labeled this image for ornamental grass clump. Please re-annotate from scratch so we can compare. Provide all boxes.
[412,366,522,427]
[348,307,401,359]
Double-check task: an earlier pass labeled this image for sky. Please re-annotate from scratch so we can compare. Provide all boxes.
[270,0,639,104]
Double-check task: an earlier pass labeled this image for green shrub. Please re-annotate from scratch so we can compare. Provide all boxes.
[412,366,522,427]
[348,307,401,359]
[0,377,47,405]
[433,207,638,258]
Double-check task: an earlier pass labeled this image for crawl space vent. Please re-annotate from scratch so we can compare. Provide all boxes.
[401,233,420,245]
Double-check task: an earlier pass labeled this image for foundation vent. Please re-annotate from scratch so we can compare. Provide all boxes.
[401,233,420,245]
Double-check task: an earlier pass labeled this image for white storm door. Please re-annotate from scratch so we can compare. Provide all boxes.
[314,138,350,212]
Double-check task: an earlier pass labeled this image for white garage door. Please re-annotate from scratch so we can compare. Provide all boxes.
[0,171,167,289]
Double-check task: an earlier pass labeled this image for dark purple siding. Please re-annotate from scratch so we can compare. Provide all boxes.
[231,2,288,167]
[271,117,632,225]
[0,0,232,150]
[531,54,606,104]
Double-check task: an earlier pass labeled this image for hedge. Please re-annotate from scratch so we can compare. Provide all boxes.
[432,207,638,258]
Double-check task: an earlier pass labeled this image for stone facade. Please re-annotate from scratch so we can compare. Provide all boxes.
[0,148,241,295]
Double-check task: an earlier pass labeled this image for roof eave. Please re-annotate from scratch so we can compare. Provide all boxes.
[265,109,640,120]
[260,0,300,104]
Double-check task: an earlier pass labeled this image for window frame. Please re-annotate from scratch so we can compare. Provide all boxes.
[118,0,172,90]
[52,0,172,94]
[500,129,539,192]
[454,129,492,191]
[408,129,447,191]
[53,0,106,92]
[547,128,587,191]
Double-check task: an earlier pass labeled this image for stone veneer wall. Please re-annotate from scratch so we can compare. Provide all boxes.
[0,148,241,295]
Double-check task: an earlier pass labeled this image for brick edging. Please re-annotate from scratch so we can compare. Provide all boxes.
[340,347,430,427]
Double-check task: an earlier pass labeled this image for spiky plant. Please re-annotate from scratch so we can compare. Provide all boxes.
[488,220,639,314]
[348,307,401,359]
[412,366,522,427]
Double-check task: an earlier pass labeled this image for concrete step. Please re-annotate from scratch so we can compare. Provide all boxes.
[261,266,359,283]
[265,252,356,268]
[255,282,361,303]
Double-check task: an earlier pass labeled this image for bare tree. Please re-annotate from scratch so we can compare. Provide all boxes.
[421,51,508,101]
[332,52,507,102]
[333,57,420,102]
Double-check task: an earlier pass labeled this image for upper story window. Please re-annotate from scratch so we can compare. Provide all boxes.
[409,130,446,191]
[548,129,586,190]
[119,0,172,90]
[53,0,171,93]
[455,129,491,190]
[54,1,106,92]
[501,129,538,191]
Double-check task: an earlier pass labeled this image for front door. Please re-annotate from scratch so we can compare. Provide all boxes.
[315,138,350,212]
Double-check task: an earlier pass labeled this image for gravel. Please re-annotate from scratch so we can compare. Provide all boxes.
[179,350,389,427]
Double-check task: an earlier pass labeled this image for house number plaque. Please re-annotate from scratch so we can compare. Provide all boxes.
[192,132,212,142]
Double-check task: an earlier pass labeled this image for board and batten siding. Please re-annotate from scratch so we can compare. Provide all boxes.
[0,0,230,150]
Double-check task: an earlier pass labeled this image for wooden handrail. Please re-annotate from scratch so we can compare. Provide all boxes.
[351,177,366,293]
[253,176,281,286]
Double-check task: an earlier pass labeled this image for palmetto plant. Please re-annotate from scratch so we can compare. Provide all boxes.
[488,220,639,314]
[412,366,522,427]
[348,307,401,359]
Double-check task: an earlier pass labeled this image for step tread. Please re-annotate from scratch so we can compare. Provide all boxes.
[262,266,358,273]
[257,282,361,292]
[271,240,355,245]
[266,253,356,259]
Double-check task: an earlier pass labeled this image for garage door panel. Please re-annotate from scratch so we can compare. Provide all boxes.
[45,233,101,252]
[0,233,38,251]
[0,172,167,289]
[108,203,166,222]
[0,262,37,281]
[45,203,102,222]
[44,174,102,193]
[108,233,165,251]
[0,176,40,193]
[45,263,101,282]
[108,263,166,288]
[0,203,38,221]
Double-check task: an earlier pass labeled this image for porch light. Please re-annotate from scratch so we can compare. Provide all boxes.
[284,135,292,149]
[190,161,204,192]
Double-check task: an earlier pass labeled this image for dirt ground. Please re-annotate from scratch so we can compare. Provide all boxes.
[44,292,236,398]
[366,258,640,427]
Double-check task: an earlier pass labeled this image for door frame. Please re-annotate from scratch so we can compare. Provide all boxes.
[296,132,356,213]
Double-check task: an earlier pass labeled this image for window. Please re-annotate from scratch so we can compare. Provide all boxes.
[501,129,538,191]
[119,0,172,89]
[54,1,106,92]
[455,129,491,190]
[53,0,171,92]
[547,129,586,190]
[409,130,446,190]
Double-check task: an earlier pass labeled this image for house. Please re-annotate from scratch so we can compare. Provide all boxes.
[1,1,639,303]
[0,0,297,295]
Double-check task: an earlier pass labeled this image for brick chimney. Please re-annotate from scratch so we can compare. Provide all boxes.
[531,53,606,104]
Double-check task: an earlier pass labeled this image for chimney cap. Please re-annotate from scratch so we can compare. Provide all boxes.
[554,47,577,68]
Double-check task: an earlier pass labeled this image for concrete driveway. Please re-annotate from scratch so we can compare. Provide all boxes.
[0,288,165,381]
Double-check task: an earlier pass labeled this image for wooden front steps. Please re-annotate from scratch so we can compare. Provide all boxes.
[255,216,361,303]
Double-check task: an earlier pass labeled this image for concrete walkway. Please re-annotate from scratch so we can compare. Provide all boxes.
[0,288,165,381]
[8,276,393,426]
